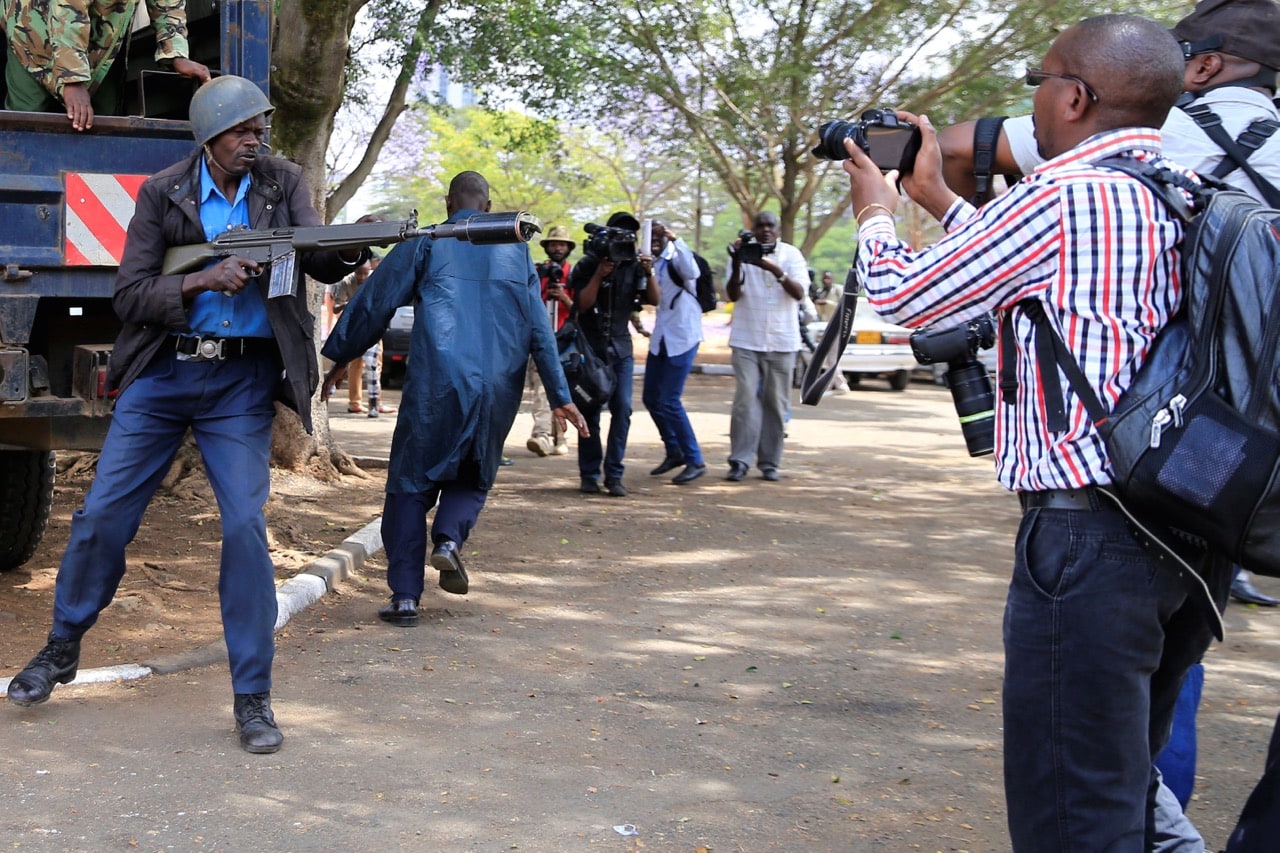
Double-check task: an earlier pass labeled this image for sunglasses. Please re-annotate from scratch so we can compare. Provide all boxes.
[1025,67,1100,103]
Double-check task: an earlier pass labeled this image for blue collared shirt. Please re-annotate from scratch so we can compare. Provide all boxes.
[185,158,272,338]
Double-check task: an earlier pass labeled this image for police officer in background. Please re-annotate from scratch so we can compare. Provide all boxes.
[4,77,368,754]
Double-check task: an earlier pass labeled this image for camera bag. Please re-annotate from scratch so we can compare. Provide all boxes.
[1012,159,1280,577]
[556,312,615,410]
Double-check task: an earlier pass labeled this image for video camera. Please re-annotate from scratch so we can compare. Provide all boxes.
[583,223,638,264]
[811,108,922,174]
[729,229,777,264]
[909,315,997,457]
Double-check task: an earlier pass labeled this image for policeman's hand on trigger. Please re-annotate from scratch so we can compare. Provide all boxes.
[203,255,262,297]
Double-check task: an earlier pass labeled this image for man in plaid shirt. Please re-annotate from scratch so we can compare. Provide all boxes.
[841,14,1231,851]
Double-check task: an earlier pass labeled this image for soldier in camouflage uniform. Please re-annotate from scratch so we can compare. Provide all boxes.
[2,0,210,131]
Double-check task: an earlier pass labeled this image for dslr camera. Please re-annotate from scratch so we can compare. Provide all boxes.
[729,229,776,264]
[909,315,997,457]
[583,223,638,264]
[811,107,922,174]
[536,260,563,284]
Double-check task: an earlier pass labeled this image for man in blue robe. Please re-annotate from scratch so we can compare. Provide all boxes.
[324,172,587,626]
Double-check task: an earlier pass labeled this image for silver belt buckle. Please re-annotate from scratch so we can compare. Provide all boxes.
[176,336,225,361]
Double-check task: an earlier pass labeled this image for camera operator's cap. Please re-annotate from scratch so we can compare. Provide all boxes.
[606,211,641,231]
[539,224,576,251]
[1173,0,1280,68]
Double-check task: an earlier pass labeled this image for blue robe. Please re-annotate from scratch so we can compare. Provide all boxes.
[323,210,570,493]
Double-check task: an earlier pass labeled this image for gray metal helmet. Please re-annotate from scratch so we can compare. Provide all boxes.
[189,76,274,146]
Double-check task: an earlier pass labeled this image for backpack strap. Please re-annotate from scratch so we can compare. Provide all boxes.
[1181,101,1280,207]
[1001,301,1111,435]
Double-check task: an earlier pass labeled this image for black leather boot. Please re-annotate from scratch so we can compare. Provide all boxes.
[234,692,284,754]
[7,633,81,707]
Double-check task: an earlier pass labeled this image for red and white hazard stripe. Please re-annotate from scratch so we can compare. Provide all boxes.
[63,173,148,266]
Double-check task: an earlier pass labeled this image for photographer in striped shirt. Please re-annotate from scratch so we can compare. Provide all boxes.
[840,15,1228,851]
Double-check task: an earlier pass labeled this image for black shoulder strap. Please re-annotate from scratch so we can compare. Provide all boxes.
[1001,301,1110,435]
[1181,101,1280,207]
[971,117,1022,206]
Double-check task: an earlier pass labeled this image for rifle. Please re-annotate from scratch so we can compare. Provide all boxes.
[161,211,543,298]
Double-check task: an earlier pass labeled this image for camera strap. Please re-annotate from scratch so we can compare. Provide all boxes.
[800,268,861,406]
[971,117,1022,206]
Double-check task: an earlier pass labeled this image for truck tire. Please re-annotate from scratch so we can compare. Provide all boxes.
[0,450,56,572]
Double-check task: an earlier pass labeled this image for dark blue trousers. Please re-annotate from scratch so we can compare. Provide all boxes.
[577,353,634,484]
[642,342,702,466]
[381,462,488,601]
[1003,504,1221,851]
[52,350,279,694]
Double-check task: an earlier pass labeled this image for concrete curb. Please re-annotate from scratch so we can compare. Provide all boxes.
[0,517,384,696]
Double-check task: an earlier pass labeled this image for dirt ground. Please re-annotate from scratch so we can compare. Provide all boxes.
[2,327,1279,849]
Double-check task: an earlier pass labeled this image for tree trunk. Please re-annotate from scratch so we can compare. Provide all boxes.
[267,0,370,476]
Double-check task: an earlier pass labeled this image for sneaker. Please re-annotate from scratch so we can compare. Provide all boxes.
[527,435,553,457]
[580,478,601,494]
[552,441,570,456]
[605,480,628,497]
[499,456,514,467]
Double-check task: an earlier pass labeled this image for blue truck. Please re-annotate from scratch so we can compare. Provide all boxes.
[0,0,271,570]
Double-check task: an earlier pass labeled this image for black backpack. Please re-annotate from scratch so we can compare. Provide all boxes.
[690,252,718,312]
[1010,160,1280,578]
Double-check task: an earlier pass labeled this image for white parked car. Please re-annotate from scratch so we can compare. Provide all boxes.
[804,302,918,392]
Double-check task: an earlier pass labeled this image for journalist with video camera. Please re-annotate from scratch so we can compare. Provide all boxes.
[841,15,1229,850]
[724,212,809,483]
[569,211,658,497]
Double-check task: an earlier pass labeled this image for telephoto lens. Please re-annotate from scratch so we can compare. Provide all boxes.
[945,359,995,457]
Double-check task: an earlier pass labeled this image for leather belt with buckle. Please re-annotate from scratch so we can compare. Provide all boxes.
[172,335,276,362]
[1018,486,1108,513]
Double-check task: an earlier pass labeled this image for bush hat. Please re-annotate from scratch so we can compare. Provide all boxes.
[539,225,576,251]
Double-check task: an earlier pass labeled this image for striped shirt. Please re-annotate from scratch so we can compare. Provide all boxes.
[857,128,1198,492]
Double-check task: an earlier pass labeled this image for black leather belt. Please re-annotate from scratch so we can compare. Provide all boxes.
[171,335,277,361]
[1018,486,1108,513]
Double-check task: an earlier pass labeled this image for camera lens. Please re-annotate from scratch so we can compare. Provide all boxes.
[945,360,996,457]
[811,120,862,161]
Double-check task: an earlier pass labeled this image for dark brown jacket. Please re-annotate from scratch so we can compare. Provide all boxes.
[109,150,359,432]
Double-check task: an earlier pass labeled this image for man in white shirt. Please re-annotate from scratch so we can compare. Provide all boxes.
[642,221,707,484]
[724,212,809,482]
